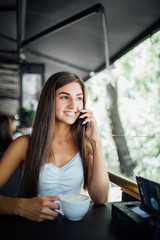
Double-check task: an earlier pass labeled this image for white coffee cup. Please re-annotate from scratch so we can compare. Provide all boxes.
[55,194,90,221]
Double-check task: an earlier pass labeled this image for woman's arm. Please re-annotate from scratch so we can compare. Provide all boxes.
[80,109,109,204]
[87,139,109,204]
[0,136,28,190]
[0,136,28,216]
[0,195,60,222]
[0,136,59,222]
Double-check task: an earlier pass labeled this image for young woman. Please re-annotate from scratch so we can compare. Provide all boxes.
[0,71,109,222]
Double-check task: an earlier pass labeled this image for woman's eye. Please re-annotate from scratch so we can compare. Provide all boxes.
[61,96,68,99]
[77,97,83,101]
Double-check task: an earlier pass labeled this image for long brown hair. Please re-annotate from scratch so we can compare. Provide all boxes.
[20,72,89,197]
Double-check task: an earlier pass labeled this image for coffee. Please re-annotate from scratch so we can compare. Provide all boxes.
[61,194,88,202]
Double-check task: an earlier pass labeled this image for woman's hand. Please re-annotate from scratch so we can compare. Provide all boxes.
[79,109,109,204]
[79,109,100,143]
[17,196,60,222]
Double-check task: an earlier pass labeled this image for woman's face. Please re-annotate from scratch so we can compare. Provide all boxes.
[55,82,84,125]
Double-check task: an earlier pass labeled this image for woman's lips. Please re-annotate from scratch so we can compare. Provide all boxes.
[64,111,76,116]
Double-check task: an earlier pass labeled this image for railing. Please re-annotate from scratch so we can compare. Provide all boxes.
[108,171,140,200]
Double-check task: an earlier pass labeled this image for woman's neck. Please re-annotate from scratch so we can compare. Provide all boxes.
[54,122,72,144]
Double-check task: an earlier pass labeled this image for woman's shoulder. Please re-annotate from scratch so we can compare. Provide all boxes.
[0,135,30,168]
[13,134,30,146]
[10,135,30,155]
[12,135,31,164]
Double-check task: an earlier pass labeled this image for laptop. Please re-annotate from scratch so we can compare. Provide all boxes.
[136,176,160,216]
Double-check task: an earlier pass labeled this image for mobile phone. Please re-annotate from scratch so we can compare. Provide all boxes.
[85,121,89,131]
[79,112,89,131]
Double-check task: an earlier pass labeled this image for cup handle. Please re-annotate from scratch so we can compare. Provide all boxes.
[54,200,64,216]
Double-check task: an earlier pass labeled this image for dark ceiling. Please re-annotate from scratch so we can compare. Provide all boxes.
[0,0,160,116]
[0,0,160,80]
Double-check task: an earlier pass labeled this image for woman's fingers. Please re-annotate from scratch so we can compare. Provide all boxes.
[80,109,92,115]
[38,197,60,222]
[79,109,100,142]
[21,196,60,222]
[79,109,94,125]
[37,210,58,222]
[38,206,59,222]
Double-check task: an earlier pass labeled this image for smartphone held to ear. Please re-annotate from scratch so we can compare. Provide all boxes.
[79,112,89,131]
[85,121,89,131]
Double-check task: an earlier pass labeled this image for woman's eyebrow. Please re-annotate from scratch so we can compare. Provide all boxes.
[58,91,83,96]
[58,91,70,95]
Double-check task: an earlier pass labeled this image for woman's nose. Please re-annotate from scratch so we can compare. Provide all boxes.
[69,98,76,108]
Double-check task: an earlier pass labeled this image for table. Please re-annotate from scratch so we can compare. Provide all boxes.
[0,203,119,240]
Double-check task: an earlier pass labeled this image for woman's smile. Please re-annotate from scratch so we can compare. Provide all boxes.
[64,111,77,116]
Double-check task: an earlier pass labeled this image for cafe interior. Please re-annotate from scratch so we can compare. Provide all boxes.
[0,1,160,239]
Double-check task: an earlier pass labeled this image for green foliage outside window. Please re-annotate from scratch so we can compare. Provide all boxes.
[85,30,160,182]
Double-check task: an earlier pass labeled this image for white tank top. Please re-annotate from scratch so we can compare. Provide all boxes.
[38,152,84,197]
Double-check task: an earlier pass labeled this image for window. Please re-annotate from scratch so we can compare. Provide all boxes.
[85,30,160,185]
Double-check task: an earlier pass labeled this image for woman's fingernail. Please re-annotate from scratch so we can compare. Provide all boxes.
[82,120,90,125]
